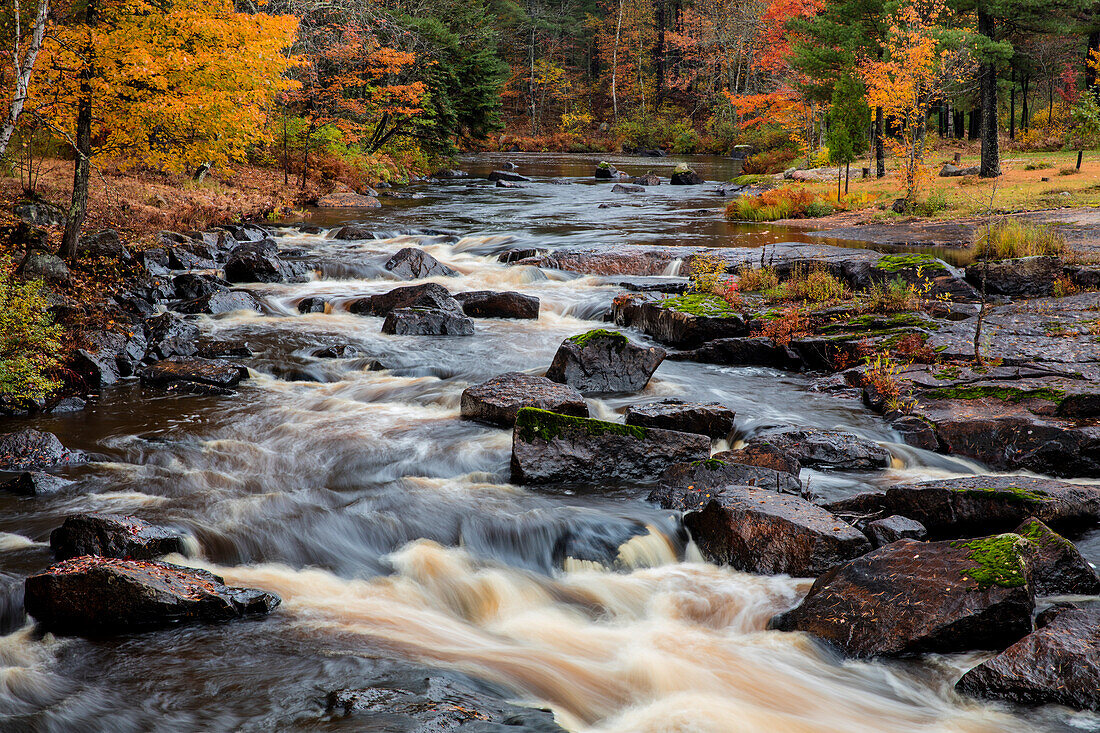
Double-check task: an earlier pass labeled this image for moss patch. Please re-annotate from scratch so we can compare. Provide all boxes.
[874,254,948,273]
[515,407,649,443]
[951,534,1028,589]
[925,385,1066,404]
[692,458,727,471]
[955,485,1053,503]
[660,293,739,318]
[1016,518,1071,550]
[566,329,629,351]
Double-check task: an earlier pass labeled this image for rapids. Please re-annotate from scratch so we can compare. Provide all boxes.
[0,153,1095,732]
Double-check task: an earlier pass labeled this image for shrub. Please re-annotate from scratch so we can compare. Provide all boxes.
[737,265,780,292]
[721,277,743,310]
[687,253,730,294]
[893,333,936,363]
[863,353,911,412]
[864,277,919,312]
[1024,161,1054,171]
[0,258,64,404]
[908,189,950,217]
[803,201,836,218]
[770,264,849,304]
[755,305,811,346]
[741,148,798,175]
[1059,167,1080,176]
[726,187,816,222]
[974,219,1066,259]
[1053,275,1079,297]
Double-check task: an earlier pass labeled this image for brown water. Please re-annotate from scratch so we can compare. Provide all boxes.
[0,153,1091,732]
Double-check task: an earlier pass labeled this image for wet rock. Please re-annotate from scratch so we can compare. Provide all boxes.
[652,457,802,502]
[382,308,474,336]
[49,397,86,414]
[315,191,381,208]
[824,491,888,518]
[939,163,980,177]
[670,164,704,185]
[487,170,531,183]
[956,605,1100,711]
[632,172,661,186]
[625,399,735,439]
[746,428,891,470]
[0,430,82,471]
[612,183,645,194]
[51,513,185,561]
[146,312,200,360]
[888,414,939,451]
[326,670,565,731]
[349,282,463,317]
[432,169,468,179]
[881,476,1100,537]
[196,341,253,359]
[713,443,802,477]
[224,240,308,284]
[167,241,217,270]
[865,515,927,548]
[455,290,539,319]
[1014,518,1100,596]
[545,329,665,395]
[612,296,747,348]
[14,199,65,226]
[172,273,228,301]
[78,230,126,260]
[594,162,619,180]
[497,248,546,263]
[137,247,171,278]
[510,407,710,484]
[139,358,248,392]
[1,471,74,496]
[72,329,145,386]
[770,536,1034,657]
[666,337,802,370]
[384,247,458,279]
[964,257,1063,297]
[672,486,869,576]
[461,373,588,427]
[175,289,263,315]
[495,179,527,189]
[23,557,279,634]
[19,251,69,282]
[297,297,328,314]
[332,225,377,240]
[311,344,362,359]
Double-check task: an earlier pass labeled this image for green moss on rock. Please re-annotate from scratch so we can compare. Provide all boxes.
[566,329,630,351]
[874,254,948,273]
[515,407,649,443]
[925,385,1066,404]
[955,485,1053,503]
[659,293,739,318]
[692,458,727,470]
[951,534,1028,589]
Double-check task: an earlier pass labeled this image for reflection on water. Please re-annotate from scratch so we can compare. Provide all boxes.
[0,153,1077,732]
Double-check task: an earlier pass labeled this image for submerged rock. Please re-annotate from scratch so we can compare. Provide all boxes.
[23,557,279,634]
[545,329,665,395]
[455,290,540,319]
[612,183,645,194]
[381,308,474,336]
[51,514,185,561]
[384,247,458,279]
[461,373,588,427]
[624,399,735,439]
[955,605,1100,711]
[770,536,1034,657]
[0,471,74,496]
[651,456,802,501]
[510,408,709,484]
[224,240,308,284]
[139,358,249,393]
[487,170,531,182]
[632,172,661,186]
[745,428,891,470]
[674,486,869,576]
[0,430,82,472]
[1014,518,1100,596]
[349,282,463,317]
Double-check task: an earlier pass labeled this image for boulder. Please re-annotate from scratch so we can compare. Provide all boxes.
[955,606,1100,711]
[50,514,185,561]
[666,337,802,370]
[145,312,200,360]
[167,241,217,270]
[865,515,927,548]
[349,282,462,317]
[545,329,666,395]
[510,407,710,484]
[315,191,381,208]
[624,399,735,439]
[939,163,980,177]
[332,225,377,240]
[964,257,1064,297]
[651,457,802,500]
[612,183,645,194]
[297,297,328,314]
[712,443,801,477]
[139,358,248,393]
[487,171,531,183]
[632,172,661,186]
[137,248,171,278]
[384,247,458,279]
[14,199,65,226]
[433,169,468,179]
[196,341,253,359]
[224,241,307,284]
[496,179,527,188]
[612,297,748,349]
[0,430,81,471]
[461,373,588,427]
[666,486,868,576]
[881,476,1100,537]
[175,289,263,315]
[594,162,619,180]
[23,557,279,634]
[72,329,145,386]
[454,291,539,319]
[78,230,126,260]
[381,308,475,336]
[19,251,69,282]
[172,273,228,301]
[1014,518,1100,596]
[311,344,362,359]
[769,536,1034,657]
[745,428,891,470]
[670,164,704,185]
[1,471,74,496]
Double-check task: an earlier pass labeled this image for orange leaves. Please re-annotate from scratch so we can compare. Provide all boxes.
[756,0,824,74]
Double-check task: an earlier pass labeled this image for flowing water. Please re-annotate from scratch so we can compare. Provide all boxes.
[0,153,1094,732]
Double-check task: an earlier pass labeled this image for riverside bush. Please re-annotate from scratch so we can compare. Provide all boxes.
[974,219,1065,259]
[0,258,64,403]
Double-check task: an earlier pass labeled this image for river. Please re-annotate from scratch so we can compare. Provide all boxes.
[0,153,1091,732]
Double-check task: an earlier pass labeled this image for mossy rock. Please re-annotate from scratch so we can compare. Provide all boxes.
[565,328,630,351]
[924,385,1066,405]
[659,293,739,318]
[874,254,948,273]
[951,534,1029,589]
[514,407,649,443]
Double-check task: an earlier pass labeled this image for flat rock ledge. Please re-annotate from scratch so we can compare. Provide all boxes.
[461,373,588,427]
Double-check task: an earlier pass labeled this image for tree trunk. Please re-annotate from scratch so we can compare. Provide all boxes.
[844,162,850,195]
[61,0,95,265]
[654,0,666,107]
[945,101,954,139]
[1009,67,1015,140]
[978,11,1000,178]
[611,0,623,122]
[0,0,50,161]
[875,107,885,178]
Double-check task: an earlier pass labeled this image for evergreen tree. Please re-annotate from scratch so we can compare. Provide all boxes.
[826,73,870,194]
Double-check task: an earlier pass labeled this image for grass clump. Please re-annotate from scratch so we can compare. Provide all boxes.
[974,219,1066,260]
[726,187,816,222]
[767,264,849,304]
[864,277,920,313]
[1059,167,1080,176]
[737,265,780,292]
[515,407,648,443]
[951,534,1028,589]
[0,257,64,404]
[566,329,629,350]
[660,293,739,317]
[1025,161,1054,171]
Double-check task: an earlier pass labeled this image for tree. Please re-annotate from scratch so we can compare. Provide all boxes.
[0,0,49,161]
[826,73,869,194]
